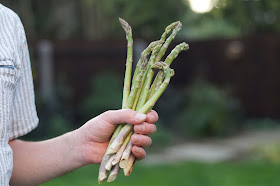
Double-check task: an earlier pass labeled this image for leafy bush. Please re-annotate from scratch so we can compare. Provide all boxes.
[252,143,280,163]
[148,122,173,151]
[154,85,185,130]
[81,71,123,120]
[178,80,241,138]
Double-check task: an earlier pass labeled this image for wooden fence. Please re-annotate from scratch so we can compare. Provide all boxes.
[30,34,280,118]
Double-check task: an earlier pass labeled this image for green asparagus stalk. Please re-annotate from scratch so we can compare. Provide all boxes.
[135,44,162,111]
[122,69,172,175]
[107,68,172,155]
[147,70,165,101]
[99,18,133,183]
[159,21,180,43]
[98,19,189,183]
[129,21,179,108]
[106,59,147,154]
[119,18,133,109]
[131,40,163,89]
[164,42,189,66]
[155,22,182,63]
[125,57,148,109]
[147,42,188,101]
[138,68,171,115]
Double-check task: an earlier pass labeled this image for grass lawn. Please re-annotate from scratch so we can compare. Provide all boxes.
[40,161,280,186]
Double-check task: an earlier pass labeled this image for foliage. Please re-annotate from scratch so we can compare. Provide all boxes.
[178,80,241,138]
[211,0,280,34]
[2,0,280,40]
[148,123,173,151]
[81,71,122,120]
[99,0,186,39]
[41,161,280,186]
[252,143,280,163]
[181,11,241,40]
[154,86,185,130]
[244,118,280,130]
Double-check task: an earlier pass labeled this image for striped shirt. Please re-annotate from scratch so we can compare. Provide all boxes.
[0,4,39,185]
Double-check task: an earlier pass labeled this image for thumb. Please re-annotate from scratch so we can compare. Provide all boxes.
[99,109,147,126]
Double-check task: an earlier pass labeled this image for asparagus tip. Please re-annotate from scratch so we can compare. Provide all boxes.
[152,62,168,70]
[181,42,189,50]
[119,18,132,36]
[170,68,175,77]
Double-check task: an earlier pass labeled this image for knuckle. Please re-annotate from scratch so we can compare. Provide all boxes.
[102,110,114,119]
[146,124,155,134]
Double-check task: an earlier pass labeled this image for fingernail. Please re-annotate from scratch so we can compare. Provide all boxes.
[135,147,142,154]
[135,113,146,121]
[150,114,156,122]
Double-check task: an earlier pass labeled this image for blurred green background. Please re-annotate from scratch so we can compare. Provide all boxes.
[2,0,280,185]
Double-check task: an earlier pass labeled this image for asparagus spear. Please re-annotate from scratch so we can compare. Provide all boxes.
[107,68,172,155]
[112,131,133,165]
[99,18,133,183]
[159,21,180,43]
[98,154,110,184]
[155,22,182,63]
[122,68,173,174]
[105,154,116,171]
[136,44,162,111]
[126,57,148,109]
[98,124,123,183]
[147,42,188,100]
[123,154,136,176]
[119,18,133,109]
[131,40,163,89]
[119,139,133,168]
[98,19,189,183]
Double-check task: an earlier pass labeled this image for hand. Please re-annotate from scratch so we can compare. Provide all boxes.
[74,109,158,165]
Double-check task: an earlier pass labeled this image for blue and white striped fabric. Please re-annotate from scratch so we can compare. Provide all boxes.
[0,4,38,185]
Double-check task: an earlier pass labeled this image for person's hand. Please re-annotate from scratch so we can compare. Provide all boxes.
[73,109,158,165]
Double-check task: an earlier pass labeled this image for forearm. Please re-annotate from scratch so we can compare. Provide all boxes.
[9,130,85,186]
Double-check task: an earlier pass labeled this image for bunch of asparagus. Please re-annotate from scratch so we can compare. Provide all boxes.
[98,18,189,183]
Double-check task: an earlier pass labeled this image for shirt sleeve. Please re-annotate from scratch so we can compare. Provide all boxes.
[9,17,39,140]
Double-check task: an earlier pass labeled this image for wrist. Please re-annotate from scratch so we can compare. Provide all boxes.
[63,129,87,168]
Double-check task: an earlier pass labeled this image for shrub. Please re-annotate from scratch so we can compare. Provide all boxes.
[178,80,241,138]
[81,71,123,120]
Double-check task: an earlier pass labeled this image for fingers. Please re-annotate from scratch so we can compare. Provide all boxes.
[134,122,157,135]
[132,146,146,160]
[146,110,159,124]
[131,134,152,147]
[100,109,146,126]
